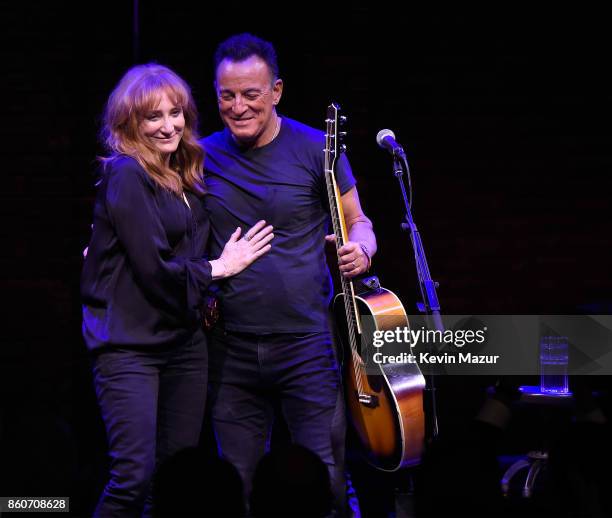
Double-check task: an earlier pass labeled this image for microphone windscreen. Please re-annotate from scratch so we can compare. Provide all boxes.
[376,129,396,147]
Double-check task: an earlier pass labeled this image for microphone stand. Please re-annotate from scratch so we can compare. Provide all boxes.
[392,150,441,440]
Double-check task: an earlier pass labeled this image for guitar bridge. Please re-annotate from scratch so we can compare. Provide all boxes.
[358,393,379,408]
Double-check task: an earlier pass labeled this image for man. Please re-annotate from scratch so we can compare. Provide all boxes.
[203,33,376,515]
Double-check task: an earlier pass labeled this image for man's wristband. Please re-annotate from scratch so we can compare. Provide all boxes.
[359,243,372,270]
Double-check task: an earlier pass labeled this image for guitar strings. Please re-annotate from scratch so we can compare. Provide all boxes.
[325,115,366,395]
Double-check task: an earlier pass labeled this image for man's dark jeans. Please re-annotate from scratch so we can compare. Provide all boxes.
[208,327,346,515]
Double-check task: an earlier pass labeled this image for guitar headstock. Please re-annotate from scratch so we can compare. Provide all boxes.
[325,102,348,174]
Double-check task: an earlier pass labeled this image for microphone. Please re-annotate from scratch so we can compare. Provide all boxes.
[376,129,405,157]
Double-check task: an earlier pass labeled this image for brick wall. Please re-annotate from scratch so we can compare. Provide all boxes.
[1,2,610,507]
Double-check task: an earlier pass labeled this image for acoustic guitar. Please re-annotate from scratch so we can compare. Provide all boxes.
[324,103,426,471]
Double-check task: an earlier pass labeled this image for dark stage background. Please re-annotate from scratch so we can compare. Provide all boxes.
[1,2,611,515]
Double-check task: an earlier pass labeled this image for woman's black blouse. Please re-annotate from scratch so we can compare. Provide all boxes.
[81,156,212,350]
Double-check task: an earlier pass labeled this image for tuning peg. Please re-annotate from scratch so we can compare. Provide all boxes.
[339,131,347,138]
[340,144,347,153]
[339,115,347,125]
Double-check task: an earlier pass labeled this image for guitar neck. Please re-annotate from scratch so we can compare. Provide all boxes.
[324,105,361,336]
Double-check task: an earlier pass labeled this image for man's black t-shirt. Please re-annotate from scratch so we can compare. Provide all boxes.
[202,116,356,333]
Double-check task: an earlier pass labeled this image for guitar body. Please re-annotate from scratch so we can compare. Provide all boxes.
[334,288,425,471]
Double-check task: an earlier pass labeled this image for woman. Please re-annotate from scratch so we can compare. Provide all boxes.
[81,63,273,517]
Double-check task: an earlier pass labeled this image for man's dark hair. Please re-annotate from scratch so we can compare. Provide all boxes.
[153,448,245,517]
[214,33,279,80]
[250,444,332,517]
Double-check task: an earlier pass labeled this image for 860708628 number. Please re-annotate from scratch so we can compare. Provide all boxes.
[0,497,69,513]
